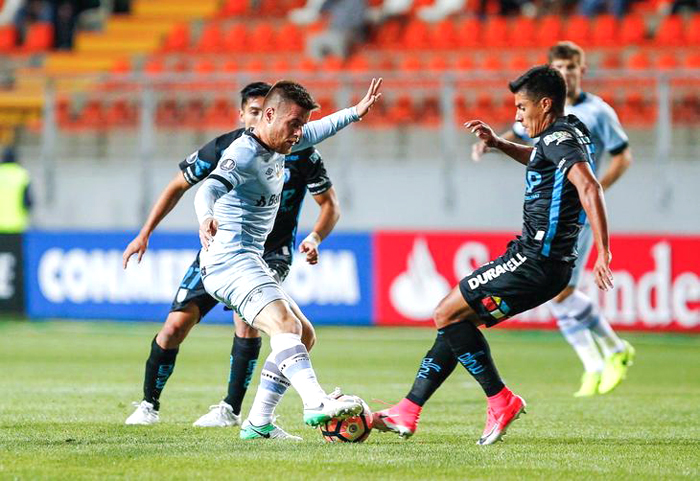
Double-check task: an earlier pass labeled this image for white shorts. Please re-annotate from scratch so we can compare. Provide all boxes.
[200,247,288,327]
[569,223,593,288]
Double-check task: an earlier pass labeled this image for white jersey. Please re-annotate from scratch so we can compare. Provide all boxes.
[513,92,629,174]
[194,107,358,257]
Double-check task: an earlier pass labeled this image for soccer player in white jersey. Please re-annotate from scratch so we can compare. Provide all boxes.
[195,79,382,439]
[473,42,635,397]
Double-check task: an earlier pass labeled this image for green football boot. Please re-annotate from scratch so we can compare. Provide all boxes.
[574,371,601,397]
[599,340,636,394]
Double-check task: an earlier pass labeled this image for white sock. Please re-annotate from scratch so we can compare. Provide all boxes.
[549,294,604,373]
[246,352,290,426]
[271,332,326,408]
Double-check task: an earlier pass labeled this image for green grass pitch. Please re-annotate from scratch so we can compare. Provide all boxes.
[1,319,698,480]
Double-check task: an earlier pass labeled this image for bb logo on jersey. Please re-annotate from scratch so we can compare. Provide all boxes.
[254,193,281,207]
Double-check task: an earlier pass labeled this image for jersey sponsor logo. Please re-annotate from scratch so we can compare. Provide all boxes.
[543,131,573,146]
[558,158,567,170]
[254,193,281,207]
[220,158,236,171]
[466,253,527,290]
[525,171,542,200]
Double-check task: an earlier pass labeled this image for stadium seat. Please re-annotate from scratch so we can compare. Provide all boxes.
[204,97,236,128]
[626,51,651,70]
[223,24,248,53]
[535,16,562,47]
[0,25,17,53]
[144,57,165,76]
[271,57,291,73]
[620,14,646,45]
[161,23,190,52]
[601,52,622,69]
[656,53,678,71]
[591,15,618,47]
[481,55,503,71]
[481,17,508,48]
[196,23,223,53]
[320,55,343,72]
[455,55,474,71]
[182,99,207,129]
[403,19,431,50]
[566,16,591,47]
[105,99,137,128]
[431,19,458,50]
[655,15,685,47]
[249,22,277,53]
[426,55,450,72]
[684,52,700,69]
[373,19,402,50]
[110,58,131,74]
[77,100,106,128]
[387,95,415,124]
[298,57,317,72]
[418,96,441,127]
[194,59,216,75]
[507,55,531,72]
[400,55,423,72]
[686,14,700,45]
[243,58,265,72]
[456,17,480,48]
[346,54,371,73]
[277,23,304,52]
[510,17,536,48]
[22,22,54,52]
[220,0,248,16]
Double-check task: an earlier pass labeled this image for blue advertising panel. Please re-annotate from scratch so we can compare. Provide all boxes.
[23,230,373,325]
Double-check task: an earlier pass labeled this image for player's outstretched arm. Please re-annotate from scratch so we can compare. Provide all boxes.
[299,187,340,265]
[568,162,614,291]
[598,147,633,191]
[464,120,533,166]
[295,78,383,151]
[122,172,191,268]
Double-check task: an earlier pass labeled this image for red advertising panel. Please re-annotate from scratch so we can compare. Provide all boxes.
[374,231,700,332]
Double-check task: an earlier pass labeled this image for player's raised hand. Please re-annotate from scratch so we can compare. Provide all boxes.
[593,250,614,291]
[122,235,148,269]
[299,232,321,265]
[464,120,502,149]
[354,78,383,119]
[199,217,219,251]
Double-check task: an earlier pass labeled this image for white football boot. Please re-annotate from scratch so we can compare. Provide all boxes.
[193,401,241,427]
[303,391,363,427]
[125,400,159,425]
[239,420,302,440]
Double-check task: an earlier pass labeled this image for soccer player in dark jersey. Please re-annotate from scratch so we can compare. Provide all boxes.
[123,82,360,426]
[374,66,614,445]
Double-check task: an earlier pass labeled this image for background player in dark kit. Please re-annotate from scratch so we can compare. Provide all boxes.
[374,66,614,446]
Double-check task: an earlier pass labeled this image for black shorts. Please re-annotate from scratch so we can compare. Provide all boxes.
[458,243,573,327]
[170,247,293,320]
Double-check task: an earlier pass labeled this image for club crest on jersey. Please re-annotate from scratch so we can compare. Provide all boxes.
[309,151,321,163]
[543,131,573,146]
[185,152,198,164]
[284,168,291,183]
[220,158,236,171]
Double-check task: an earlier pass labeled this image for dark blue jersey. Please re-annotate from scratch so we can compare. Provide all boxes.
[517,114,594,263]
[179,129,331,255]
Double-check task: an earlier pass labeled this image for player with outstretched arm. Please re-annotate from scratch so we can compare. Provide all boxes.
[374,67,613,445]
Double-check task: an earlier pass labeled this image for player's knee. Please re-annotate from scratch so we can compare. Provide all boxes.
[159,311,197,347]
[235,318,260,339]
[433,301,454,329]
[553,286,575,304]
[302,325,316,351]
[277,311,303,336]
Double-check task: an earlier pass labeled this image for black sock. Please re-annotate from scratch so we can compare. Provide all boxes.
[143,336,179,411]
[406,331,458,406]
[441,321,504,397]
[223,336,262,414]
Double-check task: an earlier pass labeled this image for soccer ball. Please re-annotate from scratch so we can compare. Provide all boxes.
[319,395,373,443]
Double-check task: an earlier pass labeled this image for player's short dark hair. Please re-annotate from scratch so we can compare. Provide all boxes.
[509,65,567,115]
[548,41,586,66]
[263,80,319,112]
[240,82,272,108]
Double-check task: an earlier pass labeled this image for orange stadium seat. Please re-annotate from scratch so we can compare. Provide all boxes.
[110,58,130,74]
[23,22,53,52]
[457,18,480,48]
[655,15,685,46]
[144,57,165,76]
[220,0,249,16]
[591,15,618,47]
[481,17,508,48]
[243,58,265,72]
[250,22,276,52]
[507,55,531,72]
[627,51,651,70]
[620,14,646,45]
[196,23,223,53]
[105,99,137,128]
[403,19,431,50]
[400,55,424,72]
[156,99,183,128]
[77,100,106,129]
[481,55,503,71]
[509,17,536,48]
[223,24,248,53]
[431,20,458,50]
[601,52,622,69]
[298,57,317,72]
[194,59,216,75]
[222,59,239,73]
[277,23,304,52]
[418,96,441,127]
[566,16,591,47]
[162,23,190,53]
[388,95,415,124]
[204,98,236,128]
[320,55,343,72]
[684,52,700,69]
[534,16,562,48]
[271,57,291,73]
[182,99,207,129]
[346,54,370,72]
[0,25,17,52]
[656,53,678,71]
[426,55,450,72]
[455,55,474,71]
[686,15,700,45]
[373,19,402,50]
